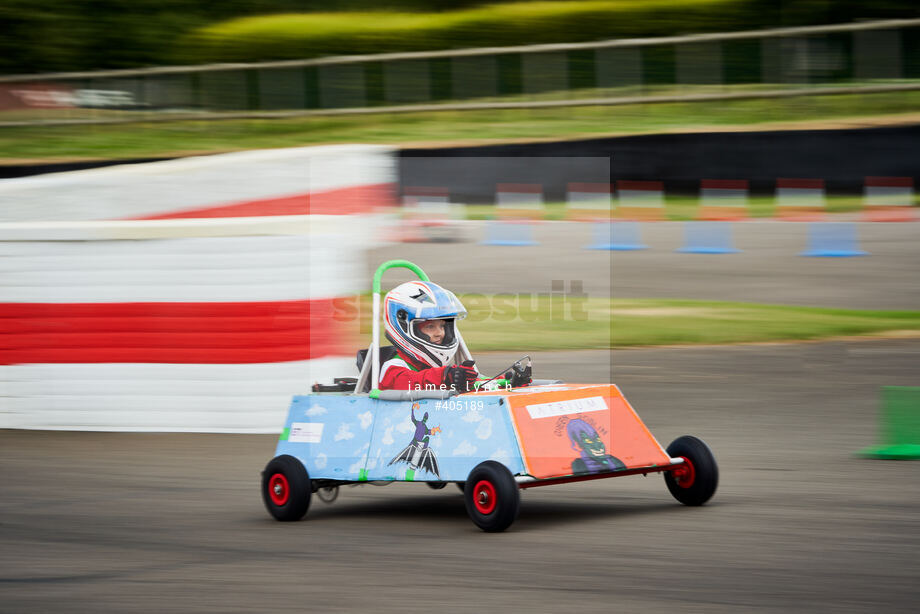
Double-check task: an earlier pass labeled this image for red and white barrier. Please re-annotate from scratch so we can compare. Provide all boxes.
[0,145,395,432]
[698,179,749,221]
[0,144,396,222]
[615,181,665,221]
[565,182,613,221]
[481,183,543,246]
[399,186,460,242]
[0,217,377,432]
[862,176,916,222]
[495,183,544,219]
[775,178,826,221]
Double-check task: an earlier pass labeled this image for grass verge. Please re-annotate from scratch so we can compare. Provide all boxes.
[461,192,914,220]
[605,300,920,349]
[354,296,920,351]
[3,90,920,162]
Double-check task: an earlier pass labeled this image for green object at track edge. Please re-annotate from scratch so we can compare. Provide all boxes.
[856,386,920,460]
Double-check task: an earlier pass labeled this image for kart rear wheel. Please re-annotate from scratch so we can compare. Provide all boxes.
[464,461,520,532]
[262,455,311,521]
[664,435,718,506]
[427,481,447,490]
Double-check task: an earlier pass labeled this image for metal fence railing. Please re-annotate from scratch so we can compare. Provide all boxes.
[1,18,919,126]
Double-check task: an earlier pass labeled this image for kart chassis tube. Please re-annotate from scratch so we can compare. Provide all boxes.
[515,458,686,489]
[308,459,685,489]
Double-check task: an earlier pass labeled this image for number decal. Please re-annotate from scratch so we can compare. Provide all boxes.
[431,400,485,412]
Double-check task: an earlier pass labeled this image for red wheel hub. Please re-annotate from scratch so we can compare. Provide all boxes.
[671,456,696,488]
[473,480,497,515]
[268,473,290,506]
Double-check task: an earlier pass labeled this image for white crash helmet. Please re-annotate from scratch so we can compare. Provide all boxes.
[383,281,467,368]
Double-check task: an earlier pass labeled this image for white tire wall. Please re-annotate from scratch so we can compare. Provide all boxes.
[0,146,395,432]
[0,144,394,222]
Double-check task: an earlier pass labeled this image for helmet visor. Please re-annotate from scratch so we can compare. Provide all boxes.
[411,318,457,347]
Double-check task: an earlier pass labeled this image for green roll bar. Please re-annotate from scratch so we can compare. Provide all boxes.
[372,260,429,293]
[368,260,430,398]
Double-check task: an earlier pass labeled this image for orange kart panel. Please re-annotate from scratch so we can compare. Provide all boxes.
[477,384,671,480]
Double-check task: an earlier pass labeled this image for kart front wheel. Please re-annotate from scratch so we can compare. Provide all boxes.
[262,455,311,521]
[464,461,520,532]
[664,435,718,506]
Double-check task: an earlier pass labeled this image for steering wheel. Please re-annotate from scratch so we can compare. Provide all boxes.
[477,356,532,390]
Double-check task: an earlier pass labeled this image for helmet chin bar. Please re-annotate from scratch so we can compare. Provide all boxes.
[411,335,457,368]
[454,328,476,369]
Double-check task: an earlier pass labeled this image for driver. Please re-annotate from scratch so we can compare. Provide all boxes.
[379,281,479,392]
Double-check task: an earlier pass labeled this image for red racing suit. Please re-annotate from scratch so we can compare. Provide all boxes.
[378,354,446,391]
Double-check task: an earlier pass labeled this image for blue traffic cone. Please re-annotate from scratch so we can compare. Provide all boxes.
[587,220,647,250]
[801,222,867,257]
[481,220,537,246]
[676,221,740,254]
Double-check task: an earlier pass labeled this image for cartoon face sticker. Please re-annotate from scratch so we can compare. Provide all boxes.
[567,418,626,475]
[572,425,607,458]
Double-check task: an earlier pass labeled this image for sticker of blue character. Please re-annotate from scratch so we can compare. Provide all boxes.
[388,402,442,479]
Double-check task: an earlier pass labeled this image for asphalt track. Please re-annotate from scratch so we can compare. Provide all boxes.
[3,220,920,612]
[372,220,920,309]
[2,340,919,613]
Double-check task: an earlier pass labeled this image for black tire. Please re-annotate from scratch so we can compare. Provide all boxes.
[464,461,520,532]
[427,481,447,490]
[663,435,718,506]
[262,455,311,521]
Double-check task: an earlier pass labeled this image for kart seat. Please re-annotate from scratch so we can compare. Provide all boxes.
[354,346,399,392]
[355,345,399,372]
[310,346,408,393]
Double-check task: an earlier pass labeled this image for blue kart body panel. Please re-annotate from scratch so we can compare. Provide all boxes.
[275,394,526,482]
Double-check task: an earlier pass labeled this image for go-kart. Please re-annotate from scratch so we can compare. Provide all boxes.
[262,260,718,532]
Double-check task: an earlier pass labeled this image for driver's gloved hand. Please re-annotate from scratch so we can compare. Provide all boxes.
[443,364,477,392]
[505,367,532,388]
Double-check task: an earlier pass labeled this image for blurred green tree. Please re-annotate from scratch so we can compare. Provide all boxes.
[0,0,917,75]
